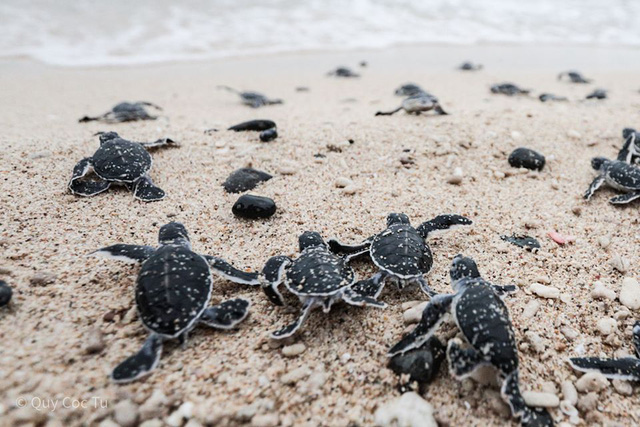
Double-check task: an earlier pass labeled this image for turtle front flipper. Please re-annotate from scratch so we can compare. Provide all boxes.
[111,334,163,383]
[133,176,165,202]
[351,272,386,299]
[271,299,314,339]
[91,244,155,263]
[260,256,292,305]
[584,174,605,200]
[139,138,178,149]
[491,284,518,298]
[568,357,640,380]
[416,214,473,239]
[388,294,454,357]
[68,157,111,197]
[327,237,373,260]
[501,371,554,427]
[633,321,640,357]
[342,287,387,308]
[609,191,640,204]
[200,298,250,329]
[204,255,260,285]
[375,106,403,116]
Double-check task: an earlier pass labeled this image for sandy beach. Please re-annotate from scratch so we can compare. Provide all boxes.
[1,44,640,426]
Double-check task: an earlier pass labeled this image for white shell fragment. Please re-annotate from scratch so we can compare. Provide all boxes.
[529,283,560,299]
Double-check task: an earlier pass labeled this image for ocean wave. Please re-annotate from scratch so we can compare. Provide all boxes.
[2,0,640,66]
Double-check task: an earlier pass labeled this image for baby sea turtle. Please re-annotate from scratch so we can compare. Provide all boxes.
[617,128,640,164]
[539,93,567,102]
[491,83,530,96]
[458,61,482,71]
[586,89,607,100]
[327,67,360,78]
[569,320,639,381]
[376,93,448,116]
[558,71,591,84]
[68,132,176,202]
[218,86,283,108]
[394,83,426,97]
[388,255,553,427]
[328,214,472,300]
[584,157,640,204]
[260,231,386,339]
[79,102,162,123]
[92,222,256,383]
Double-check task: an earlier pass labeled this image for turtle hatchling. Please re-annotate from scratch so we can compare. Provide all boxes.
[329,213,472,300]
[79,102,162,123]
[92,222,258,382]
[569,320,640,381]
[558,71,591,84]
[491,83,530,96]
[218,86,282,108]
[458,61,482,71]
[259,231,386,339]
[586,89,607,100]
[584,156,640,204]
[68,131,176,202]
[327,67,360,77]
[617,127,640,164]
[388,255,553,427]
[376,93,448,116]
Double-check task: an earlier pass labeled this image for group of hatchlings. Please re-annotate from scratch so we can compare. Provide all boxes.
[3,66,639,427]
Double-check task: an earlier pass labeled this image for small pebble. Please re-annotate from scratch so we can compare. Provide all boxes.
[560,326,579,341]
[493,170,506,179]
[85,327,106,354]
[590,281,616,300]
[259,128,278,142]
[596,317,617,335]
[547,230,575,245]
[567,130,582,139]
[335,177,353,188]
[0,280,12,307]
[610,254,631,274]
[577,392,598,412]
[446,167,464,185]
[524,331,545,353]
[561,381,578,405]
[522,391,559,408]
[232,194,276,219]
[282,343,306,357]
[620,277,640,309]
[529,283,560,299]
[29,271,57,286]
[223,168,272,193]
[559,401,580,424]
[139,390,168,420]
[508,147,545,171]
[251,414,279,427]
[522,300,540,319]
[571,205,581,216]
[575,372,609,392]
[281,366,311,385]
[612,379,633,396]
[403,302,428,324]
[374,392,437,427]
[597,235,611,249]
[342,185,359,195]
[114,400,139,427]
[166,402,194,427]
[279,163,297,175]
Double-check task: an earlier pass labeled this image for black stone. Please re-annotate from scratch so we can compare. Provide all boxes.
[586,89,607,100]
[232,194,276,219]
[388,336,445,391]
[260,128,278,142]
[501,234,541,252]
[508,147,545,171]
[223,168,272,193]
[0,280,12,307]
[329,67,359,77]
[228,120,276,132]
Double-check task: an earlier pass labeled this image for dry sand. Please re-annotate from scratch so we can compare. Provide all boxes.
[1,45,640,426]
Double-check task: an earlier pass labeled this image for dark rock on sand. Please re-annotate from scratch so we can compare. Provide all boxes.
[232,194,276,219]
[508,147,545,171]
[223,168,273,193]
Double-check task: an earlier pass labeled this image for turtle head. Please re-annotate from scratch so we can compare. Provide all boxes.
[623,128,636,140]
[591,157,610,172]
[158,222,191,248]
[298,231,326,251]
[387,213,410,226]
[449,254,480,289]
[95,131,120,145]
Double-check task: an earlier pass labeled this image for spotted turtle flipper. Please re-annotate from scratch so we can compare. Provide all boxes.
[342,287,387,308]
[271,300,313,339]
[91,244,155,264]
[609,191,640,204]
[260,256,292,306]
[568,357,640,380]
[388,294,454,357]
[68,157,111,197]
[111,334,163,383]
[634,321,640,356]
[139,138,177,149]
[133,175,165,202]
[351,272,386,299]
[327,237,372,260]
[204,255,260,285]
[491,284,518,298]
[416,214,473,239]
[583,174,605,200]
[501,371,554,427]
[447,338,487,378]
[200,298,250,329]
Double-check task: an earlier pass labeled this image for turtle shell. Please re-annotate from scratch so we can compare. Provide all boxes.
[453,280,519,374]
[136,245,212,338]
[285,247,354,296]
[93,139,152,182]
[370,224,433,279]
[607,161,640,190]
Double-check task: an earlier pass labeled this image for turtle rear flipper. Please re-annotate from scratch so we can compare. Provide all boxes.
[68,157,111,197]
[351,272,386,299]
[204,255,260,285]
[139,138,177,149]
[111,334,163,383]
[327,237,372,260]
[610,191,640,204]
[134,176,165,202]
[200,298,250,329]
[91,244,155,263]
[501,371,554,427]
[569,357,640,380]
[417,214,473,239]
